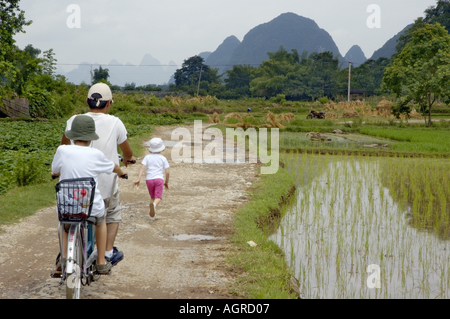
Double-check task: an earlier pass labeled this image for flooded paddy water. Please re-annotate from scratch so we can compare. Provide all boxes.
[271,154,450,299]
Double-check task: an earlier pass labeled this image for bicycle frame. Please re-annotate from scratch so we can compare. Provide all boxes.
[58,221,97,281]
[54,175,118,298]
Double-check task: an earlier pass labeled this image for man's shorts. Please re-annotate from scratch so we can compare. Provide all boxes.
[103,190,122,224]
[146,179,164,199]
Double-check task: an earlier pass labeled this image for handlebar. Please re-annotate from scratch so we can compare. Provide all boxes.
[119,155,136,164]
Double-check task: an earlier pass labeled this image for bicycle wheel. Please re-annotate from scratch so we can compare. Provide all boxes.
[66,225,83,299]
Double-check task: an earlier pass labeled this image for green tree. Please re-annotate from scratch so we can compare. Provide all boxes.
[41,49,57,76]
[23,44,41,59]
[174,56,206,87]
[0,0,32,97]
[307,51,341,98]
[350,57,391,96]
[174,55,221,95]
[93,66,109,84]
[249,47,344,100]
[383,23,450,126]
[424,0,450,30]
[224,65,255,98]
[249,46,302,98]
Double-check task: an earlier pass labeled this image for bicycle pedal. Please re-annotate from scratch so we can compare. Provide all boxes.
[50,271,62,279]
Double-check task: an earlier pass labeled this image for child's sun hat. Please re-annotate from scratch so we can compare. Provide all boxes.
[65,115,99,141]
[149,138,165,153]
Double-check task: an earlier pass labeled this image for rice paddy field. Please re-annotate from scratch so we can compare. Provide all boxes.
[271,153,450,299]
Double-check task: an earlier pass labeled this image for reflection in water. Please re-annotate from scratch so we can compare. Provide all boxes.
[271,155,450,299]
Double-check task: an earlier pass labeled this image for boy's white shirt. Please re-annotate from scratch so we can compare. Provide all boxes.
[142,153,170,180]
[52,145,115,218]
[66,113,127,199]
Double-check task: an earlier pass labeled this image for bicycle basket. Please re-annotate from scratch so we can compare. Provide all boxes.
[55,178,96,222]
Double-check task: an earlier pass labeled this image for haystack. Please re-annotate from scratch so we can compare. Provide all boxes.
[376,97,393,118]
[410,109,423,119]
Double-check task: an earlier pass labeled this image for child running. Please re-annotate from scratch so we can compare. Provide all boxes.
[134,138,170,221]
[51,115,127,274]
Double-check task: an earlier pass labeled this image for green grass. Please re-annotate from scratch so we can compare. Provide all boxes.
[0,181,57,230]
[228,162,298,299]
[359,127,450,155]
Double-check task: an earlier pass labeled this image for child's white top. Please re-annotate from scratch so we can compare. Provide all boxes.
[142,153,170,180]
[52,145,115,218]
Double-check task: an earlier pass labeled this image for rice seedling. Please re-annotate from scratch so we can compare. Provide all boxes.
[271,153,450,299]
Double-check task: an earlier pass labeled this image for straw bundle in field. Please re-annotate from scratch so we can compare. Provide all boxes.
[325,111,341,120]
[410,109,423,119]
[266,111,286,129]
[343,109,360,118]
[171,96,182,105]
[213,112,220,123]
[375,97,393,118]
[223,112,242,122]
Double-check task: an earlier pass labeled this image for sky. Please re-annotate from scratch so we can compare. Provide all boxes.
[13,0,438,74]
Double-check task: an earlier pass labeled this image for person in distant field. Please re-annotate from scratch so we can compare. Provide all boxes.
[61,83,136,267]
[52,115,127,274]
[134,138,170,221]
[247,108,251,113]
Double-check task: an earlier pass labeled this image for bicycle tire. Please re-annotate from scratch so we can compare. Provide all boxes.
[66,224,83,299]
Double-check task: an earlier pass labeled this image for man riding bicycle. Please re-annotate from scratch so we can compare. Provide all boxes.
[52,115,127,274]
[61,83,136,267]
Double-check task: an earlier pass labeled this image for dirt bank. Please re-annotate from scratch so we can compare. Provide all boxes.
[0,124,259,299]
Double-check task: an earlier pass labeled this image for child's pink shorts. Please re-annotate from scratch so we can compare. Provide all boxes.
[146,179,164,199]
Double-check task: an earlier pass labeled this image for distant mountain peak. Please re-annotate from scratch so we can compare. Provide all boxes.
[344,45,367,66]
[205,35,241,74]
[370,24,413,61]
[225,12,344,72]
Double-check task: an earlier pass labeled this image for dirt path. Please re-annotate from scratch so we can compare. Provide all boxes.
[0,124,259,299]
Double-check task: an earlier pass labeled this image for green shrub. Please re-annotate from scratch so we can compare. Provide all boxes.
[13,152,47,187]
[319,97,329,104]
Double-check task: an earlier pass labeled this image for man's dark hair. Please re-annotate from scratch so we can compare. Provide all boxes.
[87,98,109,109]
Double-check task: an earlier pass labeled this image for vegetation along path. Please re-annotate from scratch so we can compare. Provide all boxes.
[0,124,259,299]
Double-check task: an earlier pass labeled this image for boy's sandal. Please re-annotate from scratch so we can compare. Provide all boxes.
[95,261,112,275]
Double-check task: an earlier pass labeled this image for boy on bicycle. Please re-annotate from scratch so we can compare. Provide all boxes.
[52,115,127,274]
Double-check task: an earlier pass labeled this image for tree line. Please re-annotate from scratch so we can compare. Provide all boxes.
[170,46,393,101]
[2,0,450,126]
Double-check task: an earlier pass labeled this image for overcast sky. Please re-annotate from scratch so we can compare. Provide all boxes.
[13,0,437,73]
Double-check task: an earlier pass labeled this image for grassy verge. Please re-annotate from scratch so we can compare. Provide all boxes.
[228,162,298,299]
[0,131,153,230]
[0,181,57,230]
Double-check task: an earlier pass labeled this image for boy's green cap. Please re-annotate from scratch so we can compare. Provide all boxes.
[65,115,99,141]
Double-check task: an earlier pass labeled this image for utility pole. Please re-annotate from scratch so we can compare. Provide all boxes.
[197,65,203,97]
[347,62,352,102]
